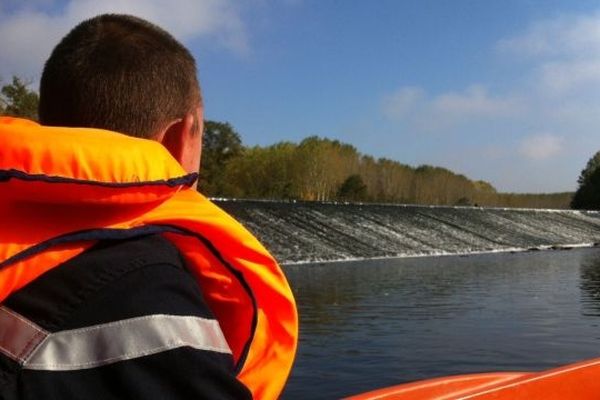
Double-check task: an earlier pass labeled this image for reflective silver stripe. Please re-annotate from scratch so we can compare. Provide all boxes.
[0,306,48,363]
[0,310,232,370]
[24,314,231,370]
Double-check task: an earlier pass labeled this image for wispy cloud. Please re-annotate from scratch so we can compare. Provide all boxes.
[432,85,520,119]
[497,11,600,58]
[0,0,248,82]
[382,87,425,119]
[519,134,564,161]
[539,59,600,96]
[499,11,600,97]
[382,84,522,130]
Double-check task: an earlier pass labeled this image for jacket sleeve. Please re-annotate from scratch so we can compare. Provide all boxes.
[8,237,253,400]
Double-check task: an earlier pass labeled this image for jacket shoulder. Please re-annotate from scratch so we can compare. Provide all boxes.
[4,234,211,330]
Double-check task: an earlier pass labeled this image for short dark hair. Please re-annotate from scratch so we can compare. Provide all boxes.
[39,14,201,138]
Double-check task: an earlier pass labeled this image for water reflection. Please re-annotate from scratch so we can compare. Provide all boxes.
[580,254,600,317]
[282,249,600,399]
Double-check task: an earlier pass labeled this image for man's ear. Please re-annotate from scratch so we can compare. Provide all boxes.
[158,113,193,162]
[157,111,201,173]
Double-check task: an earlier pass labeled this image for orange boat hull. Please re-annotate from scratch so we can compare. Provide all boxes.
[346,357,600,399]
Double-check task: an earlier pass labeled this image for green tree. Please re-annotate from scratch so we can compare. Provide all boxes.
[0,76,39,120]
[577,151,600,186]
[295,136,362,201]
[337,174,367,201]
[572,151,600,209]
[199,120,243,196]
[224,142,301,199]
[455,197,472,206]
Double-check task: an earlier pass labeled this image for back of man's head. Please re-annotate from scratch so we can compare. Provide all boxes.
[39,14,201,139]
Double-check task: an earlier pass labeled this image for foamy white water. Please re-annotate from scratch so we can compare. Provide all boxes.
[214,200,600,264]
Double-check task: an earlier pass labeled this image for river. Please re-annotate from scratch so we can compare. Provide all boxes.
[280,248,600,399]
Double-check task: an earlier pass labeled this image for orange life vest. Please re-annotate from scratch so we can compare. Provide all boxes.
[0,117,298,400]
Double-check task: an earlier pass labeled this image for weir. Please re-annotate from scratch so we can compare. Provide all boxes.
[214,199,600,264]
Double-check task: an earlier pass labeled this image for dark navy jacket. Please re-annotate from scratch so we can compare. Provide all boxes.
[0,234,252,400]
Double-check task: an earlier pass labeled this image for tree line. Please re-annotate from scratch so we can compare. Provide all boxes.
[201,121,573,208]
[1,76,593,209]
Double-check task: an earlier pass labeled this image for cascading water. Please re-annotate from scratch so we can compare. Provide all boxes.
[215,199,600,264]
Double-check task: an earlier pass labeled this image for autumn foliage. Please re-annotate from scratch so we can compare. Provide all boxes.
[200,127,572,208]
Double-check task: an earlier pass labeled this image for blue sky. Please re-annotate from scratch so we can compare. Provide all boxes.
[2,0,600,193]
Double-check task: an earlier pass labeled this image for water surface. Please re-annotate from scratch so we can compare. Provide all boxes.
[281,248,600,399]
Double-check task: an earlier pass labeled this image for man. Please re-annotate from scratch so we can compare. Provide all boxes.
[0,14,297,400]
